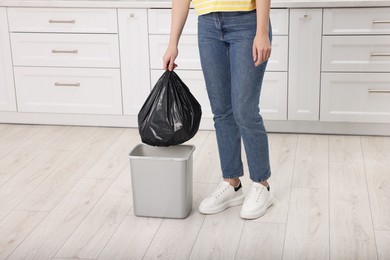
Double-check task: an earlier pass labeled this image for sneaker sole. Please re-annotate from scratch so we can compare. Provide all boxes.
[240,200,273,220]
[199,194,245,215]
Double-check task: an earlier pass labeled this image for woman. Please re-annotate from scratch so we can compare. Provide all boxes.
[163,0,272,220]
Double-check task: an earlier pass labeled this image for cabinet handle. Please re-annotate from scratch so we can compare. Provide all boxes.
[372,20,390,24]
[370,52,390,57]
[130,13,135,17]
[55,82,80,87]
[368,89,390,94]
[49,19,76,24]
[52,49,78,54]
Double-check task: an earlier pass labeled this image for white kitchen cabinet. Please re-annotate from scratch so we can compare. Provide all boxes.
[11,33,120,68]
[323,8,390,35]
[148,9,201,71]
[7,8,118,33]
[148,9,198,35]
[14,67,122,114]
[267,36,288,71]
[8,7,123,116]
[320,7,390,124]
[1,3,388,135]
[322,35,390,72]
[321,73,390,123]
[0,8,16,112]
[261,72,288,120]
[149,35,201,70]
[270,9,289,35]
[288,9,322,121]
[118,9,150,115]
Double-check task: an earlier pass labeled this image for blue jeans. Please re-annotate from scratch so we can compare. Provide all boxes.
[198,10,272,182]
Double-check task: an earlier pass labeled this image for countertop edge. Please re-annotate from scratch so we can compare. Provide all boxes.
[1,0,390,8]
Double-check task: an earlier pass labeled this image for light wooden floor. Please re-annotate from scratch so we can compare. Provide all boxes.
[0,123,389,260]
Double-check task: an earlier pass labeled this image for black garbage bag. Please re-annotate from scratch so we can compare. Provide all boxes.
[138,70,202,146]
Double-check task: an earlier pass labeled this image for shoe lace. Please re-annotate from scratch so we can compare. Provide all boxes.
[247,185,264,203]
[209,182,230,199]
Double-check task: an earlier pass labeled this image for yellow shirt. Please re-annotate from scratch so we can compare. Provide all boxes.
[193,0,256,15]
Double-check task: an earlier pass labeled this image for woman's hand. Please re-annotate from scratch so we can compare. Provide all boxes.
[252,34,271,67]
[163,45,179,71]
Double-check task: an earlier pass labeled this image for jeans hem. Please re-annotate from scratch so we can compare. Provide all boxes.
[222,173,244,179]
[250,170,271,183]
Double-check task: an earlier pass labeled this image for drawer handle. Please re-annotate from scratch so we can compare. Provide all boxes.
[368,89,390,94]
[49,19,76,24]
[52,49,78,54]
[372,20,390,24]
[370,52,390,57]
[55,82,80,87]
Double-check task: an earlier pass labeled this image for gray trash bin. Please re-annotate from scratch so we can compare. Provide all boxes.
[129,144,195,219]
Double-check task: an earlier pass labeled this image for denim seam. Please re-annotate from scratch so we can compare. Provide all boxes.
[223,173,244,179]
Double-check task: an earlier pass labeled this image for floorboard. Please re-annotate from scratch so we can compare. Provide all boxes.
[0,124,388,259]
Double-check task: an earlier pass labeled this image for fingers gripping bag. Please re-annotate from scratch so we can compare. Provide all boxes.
[138,70,202,146]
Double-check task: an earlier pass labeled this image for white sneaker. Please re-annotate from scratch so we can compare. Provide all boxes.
[199,180,245,215]
[240,182,273,219]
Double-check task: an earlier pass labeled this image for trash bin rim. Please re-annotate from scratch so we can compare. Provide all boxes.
[129,144,195,161]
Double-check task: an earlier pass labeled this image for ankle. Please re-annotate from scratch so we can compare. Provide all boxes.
[257,180,270,191]
[259,180,269,187]
[224,178,240,187]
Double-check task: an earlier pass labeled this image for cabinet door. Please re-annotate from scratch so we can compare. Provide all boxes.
[288,9,322,121]
[260,72,288,120]
[0,8,16,112]
[118,9,150,115]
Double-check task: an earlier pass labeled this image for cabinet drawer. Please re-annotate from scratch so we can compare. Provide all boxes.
[148,9,288,36]
[268,36,288,71]
[149,35,201,70]
[14,67,122,115]
[148,9,198,35]
[322,36,390,72]
[323,8,390,35]
[7,8,118,33]
[320,73,390,123]
[270,9,289,35]
[150,69,213,119]
[149,35,287,71]
[11,33,120,68]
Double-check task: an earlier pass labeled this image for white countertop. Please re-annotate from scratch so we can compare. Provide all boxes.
[1,0,390,8]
